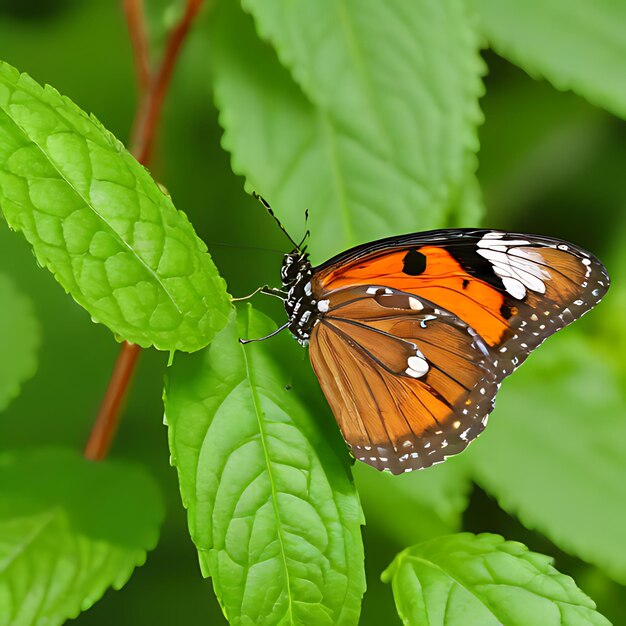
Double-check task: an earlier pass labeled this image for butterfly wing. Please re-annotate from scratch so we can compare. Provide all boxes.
[308,229,609,471]
[309,286,504,473]
[313,229,609,375]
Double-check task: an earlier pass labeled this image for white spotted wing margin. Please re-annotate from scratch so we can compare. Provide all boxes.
[308,286,507,474]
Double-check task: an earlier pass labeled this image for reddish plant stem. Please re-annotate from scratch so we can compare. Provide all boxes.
[84,342,142,461]
[123,0,151,95]
[84,0,206,461]
[131,0,206,164]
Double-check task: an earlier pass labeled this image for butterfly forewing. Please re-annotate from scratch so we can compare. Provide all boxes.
[309,286,503,473]
[313,230,609,376]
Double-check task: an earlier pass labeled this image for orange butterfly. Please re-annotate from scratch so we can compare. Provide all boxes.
[241,196,610,474]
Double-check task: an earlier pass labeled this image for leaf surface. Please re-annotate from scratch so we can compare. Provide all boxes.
[466,333,626,584]
[473,0,626,119]
[164,307,365,625]
[0,61,229,351]
[0,272,39,412]
[0,448,164,626]
[210,0,484,263]
[382,532,610,625]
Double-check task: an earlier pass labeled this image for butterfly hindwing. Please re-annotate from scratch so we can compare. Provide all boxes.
[309,286,504,473]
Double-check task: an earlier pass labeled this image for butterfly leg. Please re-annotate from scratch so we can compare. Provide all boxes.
[231,285,287,302]
[239,321,290,344]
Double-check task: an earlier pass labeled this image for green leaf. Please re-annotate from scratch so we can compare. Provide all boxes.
[354,456,470,547]
[164,306,365,625]
[210,0,484,264]
[466,333,626,584]
[382,532,610,626]
[0,271,39,412]
[0,448,164,626]
[472,0,626,119]
[0,60,229,352]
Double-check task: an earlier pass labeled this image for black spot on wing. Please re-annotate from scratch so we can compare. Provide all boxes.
[402,249,427,276]
[499,303,518,319]
[445,240,505,291]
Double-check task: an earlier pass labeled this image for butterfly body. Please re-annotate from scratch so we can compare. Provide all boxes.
[275,228,609,474]
[281,251,318,345]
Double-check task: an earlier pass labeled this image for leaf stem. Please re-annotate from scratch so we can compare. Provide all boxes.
[84,0,206,461]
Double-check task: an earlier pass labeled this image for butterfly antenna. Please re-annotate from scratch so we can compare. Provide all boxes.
[297,208,310,251]
[239,321,290,344]
[253,192,301,251]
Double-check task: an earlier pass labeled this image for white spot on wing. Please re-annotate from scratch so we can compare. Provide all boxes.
[317,300,330,313]
[502,276,526,300]
[406,353,429,378]
[478,232,550,298]
[408,297,423,310]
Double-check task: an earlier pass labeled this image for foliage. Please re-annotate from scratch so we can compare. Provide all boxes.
[472,0,626,119]
[382,533,610,625]
[0,272,39,412]
[0,0,624,624]
[165,307,365,624]
[0,449,163,626]
[0,61,229,351]
[467,333,626,584]
[210,0,485,263]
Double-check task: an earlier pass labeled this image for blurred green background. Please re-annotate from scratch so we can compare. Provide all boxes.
[0,0,625,624]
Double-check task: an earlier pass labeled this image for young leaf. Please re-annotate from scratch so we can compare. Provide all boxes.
[466,334,626,584]
[210,0,484,263]
[0,61,229,352]
[164,307,365,625]
[0,448,164,626]
[472,0,626,119]
[382,532,610,625]
[0,271,39,412]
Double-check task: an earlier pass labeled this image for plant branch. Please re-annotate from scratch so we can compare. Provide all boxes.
[123,0,151,95]
[84,342,141,461]
[85,0,206,461]
[131,0,206,164]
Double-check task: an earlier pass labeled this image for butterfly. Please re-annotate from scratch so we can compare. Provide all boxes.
[241,195,610,474]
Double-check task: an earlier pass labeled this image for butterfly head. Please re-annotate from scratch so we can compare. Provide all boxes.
[280,249,310,287]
